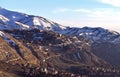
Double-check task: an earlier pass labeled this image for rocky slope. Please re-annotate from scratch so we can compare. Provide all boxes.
[0,29,108,68]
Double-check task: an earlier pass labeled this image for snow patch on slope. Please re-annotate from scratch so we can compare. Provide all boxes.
[15,21,30,29]
[0,15,9,22]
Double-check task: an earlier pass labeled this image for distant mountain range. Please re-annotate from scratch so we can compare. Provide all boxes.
[0,7,120,77]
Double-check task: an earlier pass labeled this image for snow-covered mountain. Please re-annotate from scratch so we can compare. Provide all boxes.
[0,7,120,44]
[0,7,67,30]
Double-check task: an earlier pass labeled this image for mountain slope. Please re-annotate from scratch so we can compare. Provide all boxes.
[3,29,108,66]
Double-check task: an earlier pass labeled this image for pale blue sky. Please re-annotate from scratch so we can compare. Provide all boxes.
[0,0,120,31]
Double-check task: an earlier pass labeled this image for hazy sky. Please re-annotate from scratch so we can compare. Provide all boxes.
[0,0,120,32]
